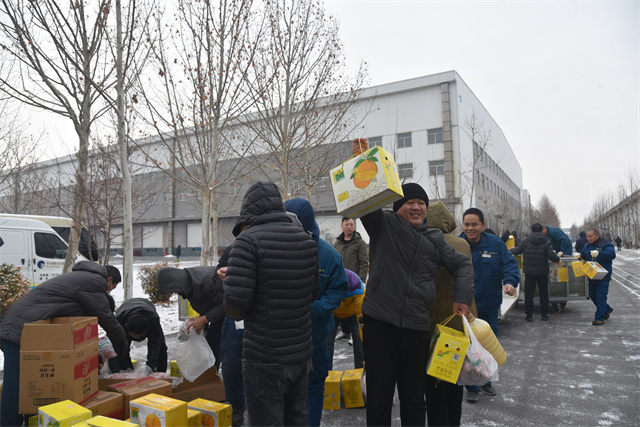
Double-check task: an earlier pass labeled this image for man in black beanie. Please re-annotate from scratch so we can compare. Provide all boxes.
[351,139,475,427]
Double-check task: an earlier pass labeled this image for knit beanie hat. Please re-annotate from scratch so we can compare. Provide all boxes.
[392,183,429,212]
[126,314,150,336]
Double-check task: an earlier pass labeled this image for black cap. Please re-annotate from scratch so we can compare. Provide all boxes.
[392,183,429,212]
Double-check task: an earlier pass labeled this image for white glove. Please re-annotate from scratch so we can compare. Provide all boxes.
[590,250,599,259]
[556,251,564,257]
[573,253,581,260]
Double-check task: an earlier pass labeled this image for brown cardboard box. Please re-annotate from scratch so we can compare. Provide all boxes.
[171,367,226,403]
[83,391,124,420]
[19,317,100,414]
[108,377,172,417]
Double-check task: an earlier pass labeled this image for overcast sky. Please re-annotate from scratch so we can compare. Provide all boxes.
[324,0,640,228]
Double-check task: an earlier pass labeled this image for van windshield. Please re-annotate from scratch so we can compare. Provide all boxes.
[34,232,68,259]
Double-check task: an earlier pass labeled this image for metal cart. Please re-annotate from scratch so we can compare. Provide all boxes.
[516,255,589,313]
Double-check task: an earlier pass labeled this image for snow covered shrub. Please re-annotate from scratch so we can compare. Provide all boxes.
[138,261,171,304]
[0,263,30,314]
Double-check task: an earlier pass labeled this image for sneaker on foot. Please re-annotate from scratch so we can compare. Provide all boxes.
[348,338,353,346]
[541,315,549,321]
[480,384,496,396]
[336,332,349,341]
[466,390,480,402]
[605,308,613,320]
[592,320,604,326]
[525,315,533,322]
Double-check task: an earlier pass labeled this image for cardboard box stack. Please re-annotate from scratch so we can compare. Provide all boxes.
[341,369,365,408]
[323,371,343,410]
[188,398,232,427]
[37,400,92,427]
[19,317,99,414]
[83,391,124,420]
[129,393,188,427]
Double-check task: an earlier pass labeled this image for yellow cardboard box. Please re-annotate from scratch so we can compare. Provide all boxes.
[83,415,138,426]
[187,398,232,427]
[323,371,343,410]
[341,369,365,408]
[571,260,586,277]
[330,146,403,218]
[550,267,568,282]
[38,400,92,427]
[187,409,202,427]
[427,324,469,384]
[582,261,608,280]
[170,360,182,377]
[129,394,188,427]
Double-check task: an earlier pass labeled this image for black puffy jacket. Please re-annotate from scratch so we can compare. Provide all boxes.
[0,261,128,363]
[114,298,165,371]
[156,265,223,324]
[223,182,320,364]
[510,232,559,275]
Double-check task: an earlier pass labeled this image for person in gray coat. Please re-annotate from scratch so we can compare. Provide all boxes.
[354,132,475,427]
[0,261,127,426]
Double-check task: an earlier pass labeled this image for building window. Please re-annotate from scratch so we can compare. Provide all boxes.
[398,163,413,179]
[319,176,330,187]
[162,193,171,203]
[229,184,238,196]
[429,160,445,176]
[397,132,412,149]
[293,179,305,191]
[428,128,443,144]
[177,192,186,202]
[368,136,382,148]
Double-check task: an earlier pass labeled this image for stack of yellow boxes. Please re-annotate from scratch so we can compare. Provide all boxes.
[188,398,232,427]
[37,400,92,427]
[129,393,188,427]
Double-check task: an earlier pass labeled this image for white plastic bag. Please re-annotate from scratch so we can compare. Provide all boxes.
[175,327,216,382]
[457,315,499,386]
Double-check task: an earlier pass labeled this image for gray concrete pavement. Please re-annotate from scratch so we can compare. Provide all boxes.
[322,250,640,426]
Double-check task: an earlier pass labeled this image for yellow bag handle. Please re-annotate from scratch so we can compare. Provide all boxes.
[440,314,457,327]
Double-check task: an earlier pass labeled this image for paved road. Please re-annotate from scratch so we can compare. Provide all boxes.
[322,249,640,426]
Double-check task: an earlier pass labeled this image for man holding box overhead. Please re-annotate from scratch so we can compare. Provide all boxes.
[0,261,128,427]
[351,139,475,427]
[579,228,616,326]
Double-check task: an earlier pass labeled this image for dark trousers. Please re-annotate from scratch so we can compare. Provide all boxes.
[1,340,23,427]
[243,356,311,426]
[363,315,428,427]
[220,317,245,409]
[589,280,612,321]
[205,319,223,371]
[525,273,549,317]
[308,343,329,427]
[425,375,463,426]
[327,314,364,370]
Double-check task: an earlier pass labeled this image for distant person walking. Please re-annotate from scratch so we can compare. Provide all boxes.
[579,228,616,326]
[510,223,560,322]
[575,231,588,253]
[176,244,182,260]
[615,236,622,251]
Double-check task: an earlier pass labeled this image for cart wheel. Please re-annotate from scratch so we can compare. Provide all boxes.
[560,302,567,308]
[552,304,562,314]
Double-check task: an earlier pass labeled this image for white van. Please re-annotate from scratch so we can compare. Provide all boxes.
[0,216,70,286]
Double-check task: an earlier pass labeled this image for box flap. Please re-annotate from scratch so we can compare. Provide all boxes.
[21,317,98,351]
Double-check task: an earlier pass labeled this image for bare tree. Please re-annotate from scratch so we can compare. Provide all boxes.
[135,0,260,265]
[245,0,368,200]
[460,111,492,208]
[0,0,120,272]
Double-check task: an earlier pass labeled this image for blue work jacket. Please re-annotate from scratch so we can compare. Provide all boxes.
[580,238,616,281]
[460,231,520,312]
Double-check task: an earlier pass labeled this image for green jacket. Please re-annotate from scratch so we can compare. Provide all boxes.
[333,231,369,282]
[426,202,478,334]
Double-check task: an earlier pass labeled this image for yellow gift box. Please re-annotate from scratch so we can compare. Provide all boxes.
[129,393,188,427]
[341,368,365,408]
[582,261,608,280]
[170,360,182,377]
[323,370,343,410]
[38,400,92,427]
[427,317,470,384]
[330,146,403,218]
[187,409,202,427]
[571,260,586,277]
[550,267,568,282]
[187,398,232,427]
[83,415,138,426]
